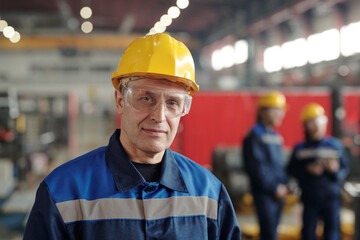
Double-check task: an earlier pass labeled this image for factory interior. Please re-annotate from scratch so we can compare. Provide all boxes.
[1,0,360,239]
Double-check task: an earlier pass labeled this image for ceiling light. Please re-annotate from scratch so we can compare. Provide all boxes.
[154,22,166,33]
[3,26,15,38]
[176,0,189,9]
[340,21,360,57]
[160,14,172,27]
[80,6,92,19]
[81,21,93,33]
[9,31,21,43]
[264,45,282,73]
[234,40,249,64]
[168,6,180,19]
[0,20,8,32]
[308,28,340,64]
[148,28,157,35]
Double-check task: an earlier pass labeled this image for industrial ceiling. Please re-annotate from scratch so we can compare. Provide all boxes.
[0,0,304,43]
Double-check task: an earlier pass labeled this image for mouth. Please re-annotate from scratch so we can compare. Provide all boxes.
[142,128,167,136]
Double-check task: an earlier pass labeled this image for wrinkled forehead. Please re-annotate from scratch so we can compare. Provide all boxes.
[128,78,188,93]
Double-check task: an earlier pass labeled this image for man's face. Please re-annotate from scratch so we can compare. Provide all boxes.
[115,78,188,155]
[261,107,285,127]
[305,116,328,141]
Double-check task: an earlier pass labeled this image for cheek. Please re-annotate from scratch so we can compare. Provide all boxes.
[121,110,146,130]
[319,124,327,133]
[168,118,181,133]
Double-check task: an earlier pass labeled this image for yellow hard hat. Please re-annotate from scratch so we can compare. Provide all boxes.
[258,91,286,109]
[111,33,199,95]
[301,103,325,122]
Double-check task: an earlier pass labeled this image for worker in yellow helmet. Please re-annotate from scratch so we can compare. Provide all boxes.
[287,103,349,240]
[24,33,241,239]
[242,90,289,240]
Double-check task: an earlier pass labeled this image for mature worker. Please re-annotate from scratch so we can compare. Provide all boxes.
[287,103,349,240]
[242,91,289,240]
[23,33,241,239]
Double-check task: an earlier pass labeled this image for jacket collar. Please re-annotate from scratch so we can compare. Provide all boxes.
[106,129,188,193]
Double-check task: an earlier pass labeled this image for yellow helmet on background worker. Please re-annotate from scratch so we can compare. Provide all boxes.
[111,33,199,95]
[258,91,286,109]
[301,103,326,122]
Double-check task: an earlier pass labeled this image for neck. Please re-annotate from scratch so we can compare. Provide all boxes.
[130,151,164,164]
[119,135,165,164]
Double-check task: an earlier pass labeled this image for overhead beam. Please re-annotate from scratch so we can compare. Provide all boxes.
[0,33,201,51]
[0,34,143,50]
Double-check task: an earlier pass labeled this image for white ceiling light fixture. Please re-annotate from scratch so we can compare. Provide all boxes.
[80,6,92,19]
[81,21,93,33]
[264,45,282,73]
[149,2,187,36]
[234,40,249,64]
[168,6,181,19]
[340,21,360,57]
[308,28,340,64]
[0,20,8,32]
[281,38,307,69]
[10,31,21,43]
[154,22,166,33]
[160,14,172,27]
[221,45,236,69]
[3,26,15,38]
[211,49,223,71]
[176,0,189,9]
[147,28,157,35]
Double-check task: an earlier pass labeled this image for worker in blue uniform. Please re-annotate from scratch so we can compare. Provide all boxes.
[23,33,241,240]
[287,103,349,240]
[242,91,289,240]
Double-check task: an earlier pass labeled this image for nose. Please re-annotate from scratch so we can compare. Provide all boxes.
[151,102,166,122]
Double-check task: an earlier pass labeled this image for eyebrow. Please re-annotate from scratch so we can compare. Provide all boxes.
[133,87,187,94]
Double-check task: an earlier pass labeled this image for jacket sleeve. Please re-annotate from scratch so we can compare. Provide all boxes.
[242,133,279,194]
[217,184,241,240]
[23,181,69,240]
[327,142,349,182]
[287,148,307,181]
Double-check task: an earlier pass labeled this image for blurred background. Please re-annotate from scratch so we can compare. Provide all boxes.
[0,0,360,239]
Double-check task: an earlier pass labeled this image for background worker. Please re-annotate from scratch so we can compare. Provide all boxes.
[242,91,289,240]
[23,33,241,240]
[287,103,349,240]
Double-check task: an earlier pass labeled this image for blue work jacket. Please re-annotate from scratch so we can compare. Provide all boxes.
[287,136,349,204]
[23,129,241,240]
[242,124,288,195]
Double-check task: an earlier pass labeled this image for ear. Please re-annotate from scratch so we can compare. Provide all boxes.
[114,89,125,114]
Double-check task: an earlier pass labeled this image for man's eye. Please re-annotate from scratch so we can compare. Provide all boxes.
[141,96,151,102]
[167,100,178,106]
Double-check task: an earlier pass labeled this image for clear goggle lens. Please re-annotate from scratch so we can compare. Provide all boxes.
[267,107,285,115]
[123,86,192,118]
[306,115,328,126]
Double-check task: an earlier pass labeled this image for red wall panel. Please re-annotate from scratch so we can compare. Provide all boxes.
[342,88,360,134]
[173,89,332,168]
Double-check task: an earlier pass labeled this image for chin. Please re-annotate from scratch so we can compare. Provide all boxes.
[142,142,169,154]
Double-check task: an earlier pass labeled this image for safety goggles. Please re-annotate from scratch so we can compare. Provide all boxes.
[122,85,192,118]
[263,107,285,117]
[305,115,328,127]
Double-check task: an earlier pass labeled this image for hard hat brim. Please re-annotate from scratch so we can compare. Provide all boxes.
[112,72,199,95]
